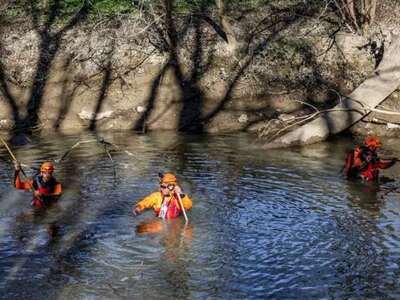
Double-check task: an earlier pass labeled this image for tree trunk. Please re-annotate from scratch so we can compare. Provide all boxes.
[215,0,238,53]
[363,0,377,34]
[336,0,377,35]
[342,0,360,33]
[369,0,377,25]
[262,34,400,149]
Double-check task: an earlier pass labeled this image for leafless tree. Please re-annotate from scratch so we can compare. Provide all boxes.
[215,0,239,52]
[333,0,377,35]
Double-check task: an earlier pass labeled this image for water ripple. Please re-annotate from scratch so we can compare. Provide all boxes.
[1,133,400,299]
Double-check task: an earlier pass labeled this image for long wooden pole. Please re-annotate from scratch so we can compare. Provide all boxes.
[0,135,28,177]
[0,135,38,196]
[0,135,18,162]
[175,192,188,223]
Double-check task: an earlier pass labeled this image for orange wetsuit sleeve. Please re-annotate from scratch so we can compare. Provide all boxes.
[136,192,159,211]
[180,195,192,211]
[378,158,396,170]
[48,183,62,197]
[14,172,33,191]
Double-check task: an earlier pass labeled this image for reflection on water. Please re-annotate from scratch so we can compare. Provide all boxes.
[1,132,400,299]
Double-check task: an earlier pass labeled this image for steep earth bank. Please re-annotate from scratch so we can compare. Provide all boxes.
[0,2,399,137]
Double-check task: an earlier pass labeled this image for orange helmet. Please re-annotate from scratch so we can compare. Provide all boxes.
[160,172,177,184]
[40,161,55,173]
[364,136,382,148]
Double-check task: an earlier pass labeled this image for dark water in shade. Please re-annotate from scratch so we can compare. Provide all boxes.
[1,132,400,299]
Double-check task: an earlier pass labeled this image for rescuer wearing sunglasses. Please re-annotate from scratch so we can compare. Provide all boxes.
[133,173,192,220]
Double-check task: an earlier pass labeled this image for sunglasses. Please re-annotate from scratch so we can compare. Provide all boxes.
[160,184,175,191]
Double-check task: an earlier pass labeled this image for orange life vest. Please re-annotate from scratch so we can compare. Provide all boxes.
[344,146,395,181]
[135,191,192,220]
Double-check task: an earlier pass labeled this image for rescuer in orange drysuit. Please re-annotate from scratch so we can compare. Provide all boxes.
[344,137,397,182]
[14,161,62,209]
[133,173,192,220]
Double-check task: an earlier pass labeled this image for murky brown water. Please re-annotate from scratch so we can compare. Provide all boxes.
[1,132,400,299]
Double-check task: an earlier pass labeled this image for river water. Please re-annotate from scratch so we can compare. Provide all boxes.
[1,132,400,299]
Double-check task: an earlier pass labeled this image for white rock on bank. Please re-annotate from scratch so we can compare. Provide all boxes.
[387,123,400,129]
[0,119,11,127]
[136,105,145,113]
[278,113,295,122]
[78,109,113,121]
[238,114,248,123]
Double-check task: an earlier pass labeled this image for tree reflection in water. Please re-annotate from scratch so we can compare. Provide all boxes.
[136,218,193,299]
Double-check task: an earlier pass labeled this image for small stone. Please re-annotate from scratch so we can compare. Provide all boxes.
[387,123,400,129]
[278,113,295,122]
[238,114,248,123]
[136,105,145,113]
[78,109,113,120]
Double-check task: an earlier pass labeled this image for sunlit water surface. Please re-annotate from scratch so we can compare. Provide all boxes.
[1,132,400,299]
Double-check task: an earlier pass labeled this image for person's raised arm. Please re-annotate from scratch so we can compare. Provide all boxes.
[378,157,397,169]
[14,161,33,191]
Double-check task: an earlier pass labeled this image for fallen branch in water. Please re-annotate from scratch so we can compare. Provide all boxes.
[258,105,364,142]
[97,137,137,159]
[258,95,400,142]
[55,139,98,163]
[260,35,400,148]
[55,137,138,164]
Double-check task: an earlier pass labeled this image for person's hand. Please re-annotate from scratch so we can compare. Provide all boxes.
[174,185,182,195]
[133,206,142,216]
[33,190,42,198]
[14,161,21,171]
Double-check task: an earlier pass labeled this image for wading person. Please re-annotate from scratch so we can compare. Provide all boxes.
[14,161,62,209]
[344,137,397,182]
[133,173,192,220]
